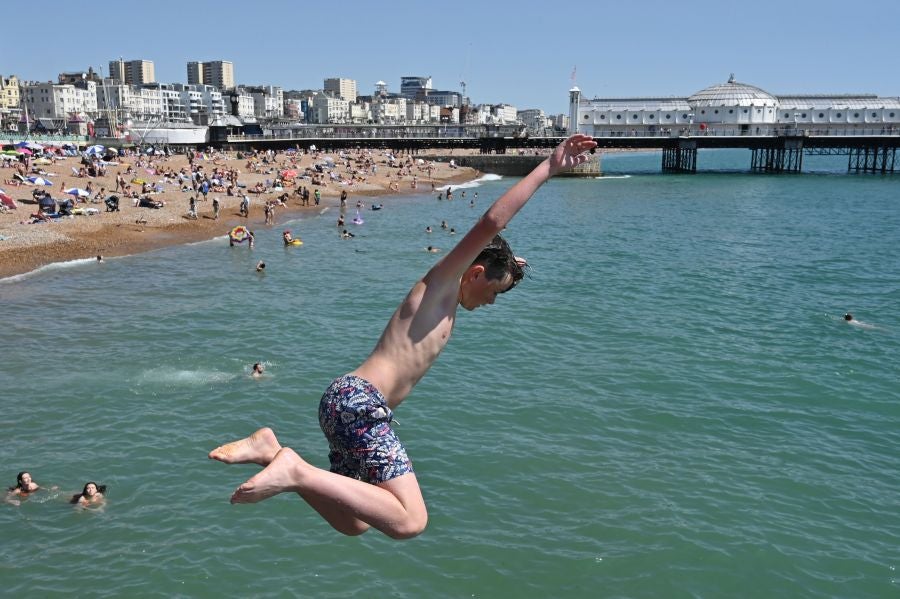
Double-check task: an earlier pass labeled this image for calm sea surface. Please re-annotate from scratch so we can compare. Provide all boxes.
[2,151,898,598]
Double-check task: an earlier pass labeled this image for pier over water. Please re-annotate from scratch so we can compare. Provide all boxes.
[220,128,899,175]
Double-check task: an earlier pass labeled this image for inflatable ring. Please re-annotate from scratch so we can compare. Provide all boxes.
[229,225,250,243]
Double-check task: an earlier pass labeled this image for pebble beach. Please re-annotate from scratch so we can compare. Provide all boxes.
[0,147,478,279]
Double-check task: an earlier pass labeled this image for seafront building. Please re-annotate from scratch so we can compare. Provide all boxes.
[187,61,235,91]
[22,80,98,120]
[569,75,900,136]
[0,75,21,113]
[324,78,357,102]
[108,59,156,85]
[400,76,431,99]
[0,59,536,140]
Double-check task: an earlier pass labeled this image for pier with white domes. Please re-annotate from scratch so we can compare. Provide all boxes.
[566,75,899,174]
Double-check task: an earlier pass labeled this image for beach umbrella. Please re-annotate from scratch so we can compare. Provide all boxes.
[27,176,53,186]
[85,144,105,156]
[24,142,44,150]
[0,192,17,209]
[65,187,90,198]
[105,147,119,155]
[17,148,33,155]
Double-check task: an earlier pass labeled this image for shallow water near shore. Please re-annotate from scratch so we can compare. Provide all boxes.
[2,151,899,597]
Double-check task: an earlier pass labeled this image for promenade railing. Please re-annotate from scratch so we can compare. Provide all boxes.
[0,133,89,144]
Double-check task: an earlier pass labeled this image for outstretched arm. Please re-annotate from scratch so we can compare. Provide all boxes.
[435,134,597,278]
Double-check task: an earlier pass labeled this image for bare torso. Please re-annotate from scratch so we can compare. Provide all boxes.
[352,275,461,409]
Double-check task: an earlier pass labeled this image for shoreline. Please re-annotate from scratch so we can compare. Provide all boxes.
[0,149,480,280]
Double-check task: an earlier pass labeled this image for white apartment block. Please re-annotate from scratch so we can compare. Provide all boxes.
[231,92,256,119]
[324,78,358,102]
[172,83,226,123]
[312,93,350,124]
[246,85,284,118]
[406,101,425,123]
[372,97,407,124]
[404,101,441,124]
[518,108,552,132]
[349,102,370,123]
[23,81,98,119]
[95,81,227,124]
[491,104,519,124]
[552,113,569,131]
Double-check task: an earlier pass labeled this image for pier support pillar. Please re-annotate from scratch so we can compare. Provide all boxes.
[662,140,697,173]
[751,138,803,173]
[849,145,896,173]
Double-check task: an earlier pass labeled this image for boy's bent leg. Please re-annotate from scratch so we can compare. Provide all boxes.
[232,448,428,539]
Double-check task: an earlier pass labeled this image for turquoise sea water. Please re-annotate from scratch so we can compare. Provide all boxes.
[2,151,898,598]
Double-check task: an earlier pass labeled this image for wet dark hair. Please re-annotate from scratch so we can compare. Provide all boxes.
[12,471,30,491]
[844,313,853,321]
[473,234,528,292]
[71,481,107,503]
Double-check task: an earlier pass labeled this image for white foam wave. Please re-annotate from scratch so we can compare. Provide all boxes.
[435,174,502,191]
[595,174,632,180]
[136,367,238,387]
[1,257,103,283]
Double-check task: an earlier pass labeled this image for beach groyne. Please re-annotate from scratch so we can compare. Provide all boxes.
[427,154,600,177]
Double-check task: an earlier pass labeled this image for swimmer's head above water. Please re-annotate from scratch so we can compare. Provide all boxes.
[844,313,853,321]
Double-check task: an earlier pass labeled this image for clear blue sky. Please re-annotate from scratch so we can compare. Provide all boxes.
[4,0,897,115]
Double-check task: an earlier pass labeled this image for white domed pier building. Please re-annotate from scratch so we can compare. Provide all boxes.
[568,75,900,173]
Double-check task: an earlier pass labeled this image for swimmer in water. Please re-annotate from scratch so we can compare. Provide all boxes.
[252,362,265,377]
[70,482,106,507]
[7,471,39,502]
[843,313,875,329]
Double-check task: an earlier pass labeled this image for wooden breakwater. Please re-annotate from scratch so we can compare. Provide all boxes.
[427,154,601,177]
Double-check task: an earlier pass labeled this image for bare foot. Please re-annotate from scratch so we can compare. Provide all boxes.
[208,427,282,466]
[230,447,307,504]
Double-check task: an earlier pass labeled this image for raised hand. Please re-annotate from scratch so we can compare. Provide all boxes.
[547,134,598,176]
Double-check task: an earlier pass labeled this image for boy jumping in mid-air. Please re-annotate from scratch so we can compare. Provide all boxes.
[209,134,597,539]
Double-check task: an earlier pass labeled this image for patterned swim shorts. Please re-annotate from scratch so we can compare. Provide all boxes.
[318,374,413,484]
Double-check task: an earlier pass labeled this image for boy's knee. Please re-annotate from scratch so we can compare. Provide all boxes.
[387,514,428,540]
